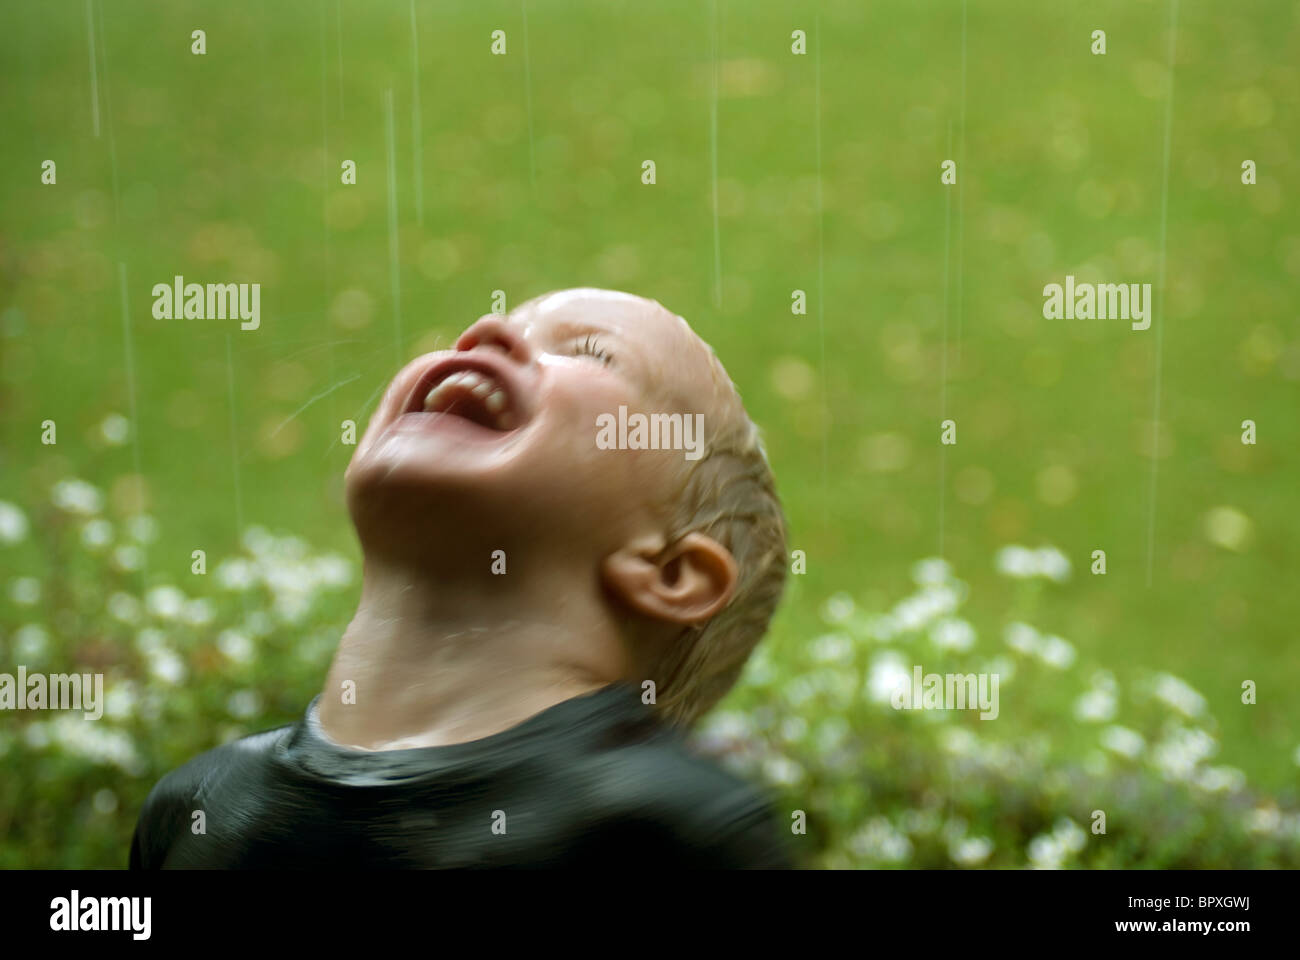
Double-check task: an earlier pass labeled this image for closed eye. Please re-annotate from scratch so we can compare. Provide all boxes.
[573,334,614,365]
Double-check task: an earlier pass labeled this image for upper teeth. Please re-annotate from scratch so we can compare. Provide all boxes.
[422,370,513,428]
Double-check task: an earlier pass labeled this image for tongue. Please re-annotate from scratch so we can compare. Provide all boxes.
[428,385,504,430]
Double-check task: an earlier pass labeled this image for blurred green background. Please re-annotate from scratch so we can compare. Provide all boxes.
[1,0,1298,867]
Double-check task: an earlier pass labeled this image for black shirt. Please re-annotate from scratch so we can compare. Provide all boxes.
[129,683,792,869]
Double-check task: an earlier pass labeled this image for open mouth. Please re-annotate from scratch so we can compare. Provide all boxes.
[406,361,520,432]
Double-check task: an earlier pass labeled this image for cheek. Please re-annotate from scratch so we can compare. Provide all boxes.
[543,369,632,433]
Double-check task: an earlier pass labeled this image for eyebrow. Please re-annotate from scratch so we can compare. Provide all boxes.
[546,318,622,341]
[546,317,649,382]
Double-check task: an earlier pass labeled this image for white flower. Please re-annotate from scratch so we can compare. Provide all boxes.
[107,592,141,624]
[1088,670,1117,692]
[0,501,29,544]
[911,557,953,586]
[891,585,961,632]
[821,592,855,624]
[931,617,976,652]
[215,558,255,591]
[1073,688,1116,723]
[24,722,51,749]
[996,545,1038,578]
[1038,635,1076,669]
[14,624,49,661]
[779,717,808,744]
[1026,818,1086,869]
[104,682,138,720]
[313,554,352,588]
[1027,833,1065,869]
[47,715,143,773]
[80,519,113,550]
[9,577,40,605]
[146,586,186,620]
[1034,547,1072,582]
[1150,725,1217,782]
[1246,807,1281,834]
[697,711,752,743]
[226,689,262,719]
[148,649,186,685]
[762,754,804,786]
[1151,673,1207,718]
[181,598,216,626]
[866,650,910,705]
[997,544,1071,581]
[264,564,313,596]
[744,654,775,687]
[241,526,273,555]
[1195,766,1245,793]
[1100,725,1145,759]
[1053,817,1086,853]
[811,633,853,664]
[1284,814,1300,841]
[126,515,158,543]
[52,479,103,515]
[930,583,964,612]
[1005,622,1041,656]
[274,591,312,624]
[850,818,912,863]
[951,836,993,866]
[134,627,167,655]
[940,727,979,757]
[987,655,1016,684]
[274,535,309,560]
[1203,506,1253,552]
[217,629,254,664]
[111,545,143,572]
[891,600,928,633]
[99,413,130,446]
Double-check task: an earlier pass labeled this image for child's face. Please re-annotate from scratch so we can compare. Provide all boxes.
[345,289,717,556]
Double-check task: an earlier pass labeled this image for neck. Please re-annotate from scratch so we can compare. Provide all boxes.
[317,548,629,750]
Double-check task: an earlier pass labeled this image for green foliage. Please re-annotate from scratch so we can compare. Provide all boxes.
[0,481,353,869]
[2,0,1298,870]
[2,476,1298,868]
[694,555,1300,868]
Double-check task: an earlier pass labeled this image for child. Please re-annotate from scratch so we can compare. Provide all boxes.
[130,288,791,868]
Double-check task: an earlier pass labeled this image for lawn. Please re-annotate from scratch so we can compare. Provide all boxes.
[1,0,1298,867]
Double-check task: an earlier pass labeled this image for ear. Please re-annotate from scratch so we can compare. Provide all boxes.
[601,532,738,625]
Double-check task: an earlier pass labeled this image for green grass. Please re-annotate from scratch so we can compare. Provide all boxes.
[1,0,1298,866]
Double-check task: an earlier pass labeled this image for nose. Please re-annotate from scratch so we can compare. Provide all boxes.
[455,315,530,364]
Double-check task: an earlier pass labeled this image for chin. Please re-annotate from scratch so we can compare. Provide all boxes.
[345,445,530,534]
[347,453,493,510]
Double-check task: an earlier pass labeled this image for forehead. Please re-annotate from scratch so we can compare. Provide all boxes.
[511,288,677,339]
[511,288,718,400]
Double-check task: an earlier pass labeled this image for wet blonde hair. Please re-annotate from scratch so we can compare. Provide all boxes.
[648,337,788,728]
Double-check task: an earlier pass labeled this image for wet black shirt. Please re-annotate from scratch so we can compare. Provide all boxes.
[129,683,792,869]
